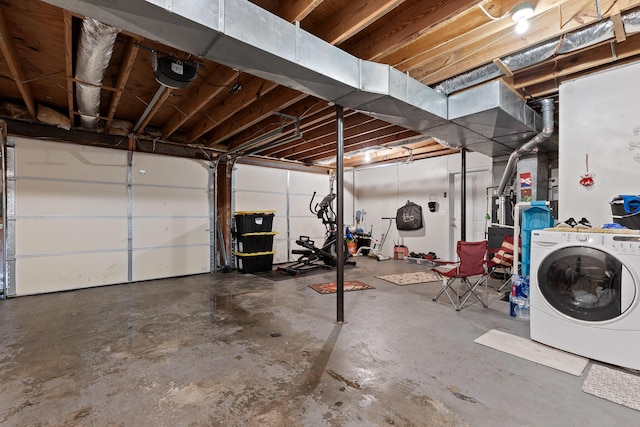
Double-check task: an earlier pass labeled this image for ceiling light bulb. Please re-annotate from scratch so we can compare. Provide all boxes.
[515,18,530,34]
[512,2,534,22]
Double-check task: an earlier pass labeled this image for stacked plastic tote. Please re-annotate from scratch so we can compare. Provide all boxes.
[234,211,276,274]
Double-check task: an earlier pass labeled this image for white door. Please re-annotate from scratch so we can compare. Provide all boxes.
[450,170,491,259]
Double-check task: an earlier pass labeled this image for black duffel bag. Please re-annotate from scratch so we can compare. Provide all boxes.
[396,200,424,230]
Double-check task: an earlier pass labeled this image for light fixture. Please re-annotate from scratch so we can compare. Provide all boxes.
[512,1,534,34]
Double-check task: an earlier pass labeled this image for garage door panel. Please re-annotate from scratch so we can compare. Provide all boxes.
[272,239,287,264]
[133,186,208,216]
[16,218,127,254]
[289,193,321,217]
[15,137,127,182]
[132,246,209,281]
[16,180,126,216]
[234,191,284,214]
[133,217,209,247]
[133,153,209,187]
[288,170,330,192]
[290,217,326,242]
[235,166,286,192]
[15,252,128,295]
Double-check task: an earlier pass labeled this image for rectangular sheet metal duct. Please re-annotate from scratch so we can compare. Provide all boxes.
[42,0,542,158]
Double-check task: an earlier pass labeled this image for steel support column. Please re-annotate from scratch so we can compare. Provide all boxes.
[461,147,467,242]
[336,105,345,323]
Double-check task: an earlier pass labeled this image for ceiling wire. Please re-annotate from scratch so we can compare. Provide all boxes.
[478,3,509,21]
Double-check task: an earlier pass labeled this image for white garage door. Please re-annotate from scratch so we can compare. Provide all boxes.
[7,137,210,296]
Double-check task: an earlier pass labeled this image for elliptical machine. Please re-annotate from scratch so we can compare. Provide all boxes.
[277,190,356,276]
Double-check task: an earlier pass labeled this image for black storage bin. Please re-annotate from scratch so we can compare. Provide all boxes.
[611,195,640,229]
[235,251,274,274]
[237,232,277,253]
[234,211,275,234]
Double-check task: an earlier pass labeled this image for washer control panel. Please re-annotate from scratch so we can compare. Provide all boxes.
[573,233,605,245]
[611,235,640,255]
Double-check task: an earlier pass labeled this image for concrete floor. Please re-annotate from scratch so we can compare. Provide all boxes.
[0,257,637,426]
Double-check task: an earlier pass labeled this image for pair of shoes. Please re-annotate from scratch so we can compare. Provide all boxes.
[556,217,578,228]
[576,217,592,229]
[555,217,592,228]
[424,251,438,261]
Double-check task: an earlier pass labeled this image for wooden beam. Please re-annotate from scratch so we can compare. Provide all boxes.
[229,102,338,153]
[228,97,331,150]
[312,130,420,164]
[611,14,627,43]
[343,140,448,167]
[134,86,172,135]
[162,65,238,139]
[308,0,406,45]
[514,33,640,96]
[63,11,75,125]
[493,58,513,77]
[106,36,141,129]
[277,0,325,22]
[261,110,361,157]
[0,6,36,117]
[186,78,279,143]
[346,0,487,61]
[283,119,398,160]
[406,0,640,84]
[202,87,307,146]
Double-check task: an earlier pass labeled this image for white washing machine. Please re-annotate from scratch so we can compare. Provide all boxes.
[530,229,640,370]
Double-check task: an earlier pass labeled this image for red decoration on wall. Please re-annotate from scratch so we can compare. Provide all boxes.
[579,154,595,189]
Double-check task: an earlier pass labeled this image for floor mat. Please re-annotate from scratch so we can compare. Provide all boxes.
[308,280,375,294]
[376,271,440,285]
[582,364,640,411]
[474,329,589,376]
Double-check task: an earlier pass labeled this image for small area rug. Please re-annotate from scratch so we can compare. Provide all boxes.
[308,280,374,294]
[582,363,640,411]
[376,271,439,285]
[474,329,589,376]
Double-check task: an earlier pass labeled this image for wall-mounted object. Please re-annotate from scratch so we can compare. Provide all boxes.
[428,193,439,213]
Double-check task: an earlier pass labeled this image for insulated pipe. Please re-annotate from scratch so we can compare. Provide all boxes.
[75,18,120,130]
[497,98,554,224]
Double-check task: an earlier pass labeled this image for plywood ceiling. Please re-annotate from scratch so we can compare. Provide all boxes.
[1,0,640,168]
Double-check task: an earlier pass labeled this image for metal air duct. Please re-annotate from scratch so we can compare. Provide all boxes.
[42,0,448,137]
[496,98,554,224]
[44,0,545,158]
[75,17,120,130]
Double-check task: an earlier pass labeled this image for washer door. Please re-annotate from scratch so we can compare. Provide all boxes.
[537,246,636,321]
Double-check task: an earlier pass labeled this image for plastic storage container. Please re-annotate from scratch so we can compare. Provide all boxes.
[234,211,275,234]
[236,232,277,253]
[611,195,640,229]
[234,251,274,273]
